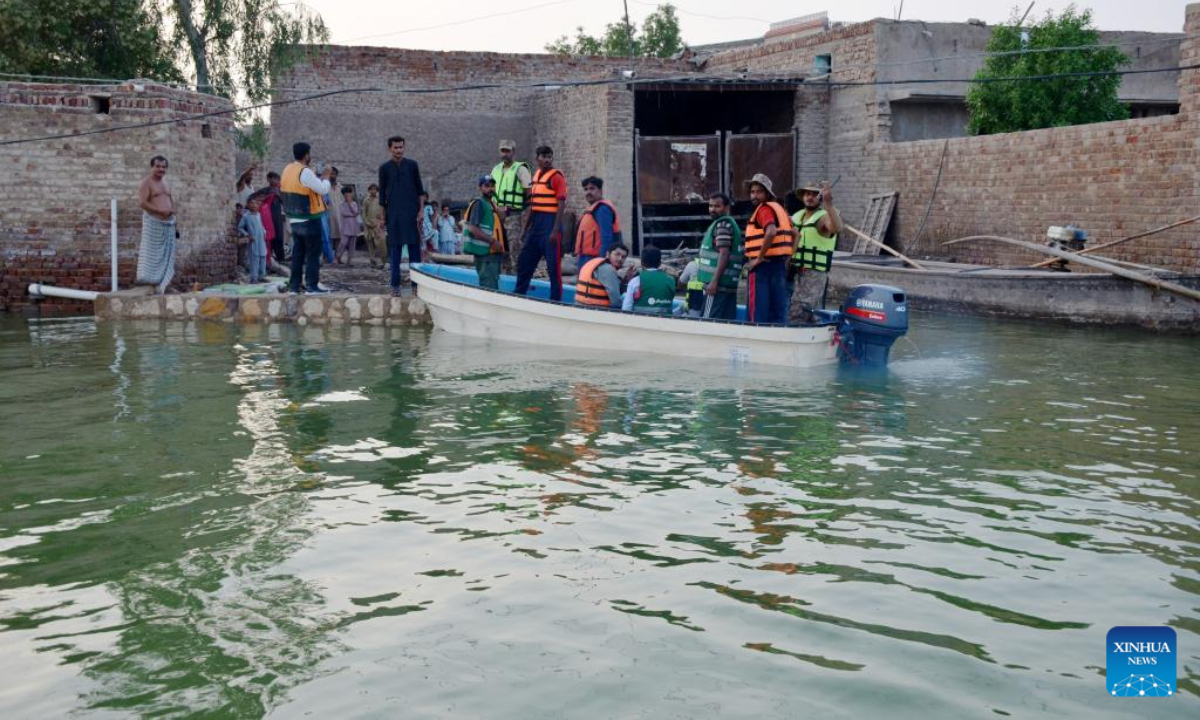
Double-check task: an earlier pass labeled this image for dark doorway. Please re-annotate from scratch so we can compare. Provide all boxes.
[634,87,796,135]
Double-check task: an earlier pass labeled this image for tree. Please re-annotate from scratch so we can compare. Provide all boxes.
[546,3,683,58]
[0,0,182,81]
[161,0,329,101]
[966,5,1129,135]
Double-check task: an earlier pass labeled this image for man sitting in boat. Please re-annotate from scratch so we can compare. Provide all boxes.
[575,243,630,309]
[462,175,507,290]
[621,245,675,315]
[789,180,843,324]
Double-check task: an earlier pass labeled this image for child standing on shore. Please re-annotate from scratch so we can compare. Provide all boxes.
[338,185,362,266]
[438,203,458,255]
[238,193,268,282]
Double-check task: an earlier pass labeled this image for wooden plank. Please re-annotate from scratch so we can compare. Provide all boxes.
[944,235,1200,303]
[844,224,925,269]
[851,192,898,255]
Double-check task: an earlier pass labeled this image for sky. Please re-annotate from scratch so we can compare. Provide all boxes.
[301,0,1187,54]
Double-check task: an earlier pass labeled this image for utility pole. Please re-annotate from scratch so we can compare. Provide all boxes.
[623,0,635,58]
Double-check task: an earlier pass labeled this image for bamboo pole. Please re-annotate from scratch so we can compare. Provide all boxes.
[945,235,1200,303]
[1029,214,1200,269]
[843,224,925,269]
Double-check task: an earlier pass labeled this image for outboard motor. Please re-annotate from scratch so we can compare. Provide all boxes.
[837,284,908,367]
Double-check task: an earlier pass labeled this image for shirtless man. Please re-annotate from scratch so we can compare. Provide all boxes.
[136,155,178,292]
[139,156,174,220]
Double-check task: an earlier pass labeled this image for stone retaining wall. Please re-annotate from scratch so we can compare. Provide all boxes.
[95,292,432,326]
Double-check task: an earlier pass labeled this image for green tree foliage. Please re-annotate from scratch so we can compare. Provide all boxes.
[0,0,182,81]
[546,3,683,58]
[161,0,329,101]
[966,5,1129,135]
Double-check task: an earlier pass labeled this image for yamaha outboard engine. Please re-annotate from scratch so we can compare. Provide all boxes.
[837,285,908,367]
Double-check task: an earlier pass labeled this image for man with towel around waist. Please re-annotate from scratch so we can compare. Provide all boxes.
[137,155,177,294]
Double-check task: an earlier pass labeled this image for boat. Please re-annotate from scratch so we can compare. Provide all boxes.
[829,254,1200,331]
[410,263,909,368]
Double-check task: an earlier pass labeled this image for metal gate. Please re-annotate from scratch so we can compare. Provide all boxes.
[634,130,797,251]
[726,132,796,201]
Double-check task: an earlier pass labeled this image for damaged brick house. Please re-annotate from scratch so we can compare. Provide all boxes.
[269,6,1195,272]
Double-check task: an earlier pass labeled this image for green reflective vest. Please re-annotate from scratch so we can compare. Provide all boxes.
[696,216,744,291]
[491,161,529,211]
[462,196,500,256]
[633,269,675,314]
[792,208,837,272]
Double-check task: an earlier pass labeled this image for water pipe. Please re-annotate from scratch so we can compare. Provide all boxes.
[28,284,99,302]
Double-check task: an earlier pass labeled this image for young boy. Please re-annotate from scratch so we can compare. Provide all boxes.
[337,185,362,266]
[238,193,268,282]
[437,203,458,255]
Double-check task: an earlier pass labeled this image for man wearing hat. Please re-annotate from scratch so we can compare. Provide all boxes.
[790,180,843,323]
[463,174,507,290]
[743,173,795,325]
[491,140,532,270]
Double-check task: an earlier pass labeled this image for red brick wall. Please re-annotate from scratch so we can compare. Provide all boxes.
[0,81,238,313]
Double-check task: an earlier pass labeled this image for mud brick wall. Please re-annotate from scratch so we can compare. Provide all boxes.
[270,47,684,213]
[0,81,238,312]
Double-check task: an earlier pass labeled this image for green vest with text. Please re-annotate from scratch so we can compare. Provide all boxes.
[491,161,529,211]
[792,208,837,272]
[696,216,744,291]
[633,269,676,314]
[462,197,498,256]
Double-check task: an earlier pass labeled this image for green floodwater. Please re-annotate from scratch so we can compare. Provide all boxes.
[0,313,1197,719]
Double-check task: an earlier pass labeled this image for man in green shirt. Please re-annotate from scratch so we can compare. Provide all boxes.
[789,180,842,324]
[463,175,507,290]
[695,192,743,321]
[622,245,675,315]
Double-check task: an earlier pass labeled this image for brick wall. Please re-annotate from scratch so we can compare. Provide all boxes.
[0,81,237,312]
[270,47,684,212]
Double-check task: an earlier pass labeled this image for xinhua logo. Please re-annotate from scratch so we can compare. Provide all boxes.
[1107,626,1176,697]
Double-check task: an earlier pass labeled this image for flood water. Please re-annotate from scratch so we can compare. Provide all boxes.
[1,313,1197,718]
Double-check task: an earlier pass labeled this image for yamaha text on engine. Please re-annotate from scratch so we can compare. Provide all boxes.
[836,285,908,367]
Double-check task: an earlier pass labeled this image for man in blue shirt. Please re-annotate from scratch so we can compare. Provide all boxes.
[573,176,619,270]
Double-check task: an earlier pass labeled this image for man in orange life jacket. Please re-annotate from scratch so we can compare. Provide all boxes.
[515,145,567,301]
[744,173,795,325]
[574,243,630,309]
[574,176,620,270]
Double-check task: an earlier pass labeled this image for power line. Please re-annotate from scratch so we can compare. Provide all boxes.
[2,63,1195,148]
[629,0,769,24]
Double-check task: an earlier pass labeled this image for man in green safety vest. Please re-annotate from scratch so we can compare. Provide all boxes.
[695,192,744,321]
[491,139,531,271]
[789,180,843,324]
[621,245,675,315]
[463,175,507,290]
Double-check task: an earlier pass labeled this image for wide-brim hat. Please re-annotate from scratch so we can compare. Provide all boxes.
[745,173,775,197]
[498,139,516,151]
[796,181,823,195]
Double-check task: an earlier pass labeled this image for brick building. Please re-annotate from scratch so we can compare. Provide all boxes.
[0,81,238,313]
[271,5,1196,273]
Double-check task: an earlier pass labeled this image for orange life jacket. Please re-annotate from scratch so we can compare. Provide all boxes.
[744,201,794,260]
[529,168,563,214]
[574,199,622,257]
[280,162,326,219]
[575,257,613,307]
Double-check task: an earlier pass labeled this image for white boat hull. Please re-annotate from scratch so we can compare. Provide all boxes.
[413,266,839,368]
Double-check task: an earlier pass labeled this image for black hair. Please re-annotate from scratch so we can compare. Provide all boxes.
[368,183,378,191]
[341,185,353,193]
[387,136,405,147]
[707,192,732,207]
[292,142,310,161]
[608,242,629,256]
[267,171,280,181]
[642,245,662,269]
[428,200,439,208]
[330,166,339,174]
[536,145,553,157]
[581,176,603,190]
[149,155,168,167]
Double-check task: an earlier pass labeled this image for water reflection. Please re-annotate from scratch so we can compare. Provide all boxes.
[0,315,1197,717]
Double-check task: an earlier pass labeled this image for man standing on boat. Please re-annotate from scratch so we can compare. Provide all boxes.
[491,140,531,270]
[378,136,426,295]
[575,243,630,309]
[696,192,743,321]
[515,146,567,302]
[463,175,507,290]
[743,174,794,324]
[574,176,620,270]
[789,181,843,324]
